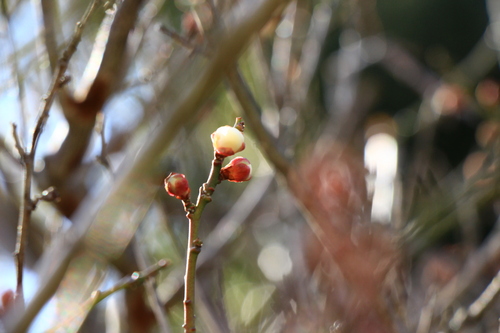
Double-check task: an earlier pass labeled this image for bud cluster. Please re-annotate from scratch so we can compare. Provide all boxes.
[164,118,252,202]
[211,119,252,182]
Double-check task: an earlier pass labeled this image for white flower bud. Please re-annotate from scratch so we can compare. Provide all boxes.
[211,126,245,157]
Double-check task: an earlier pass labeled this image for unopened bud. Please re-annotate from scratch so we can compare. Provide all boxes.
[0,289,14,317]
[220,157,252,182]
[211,126,245,157]
[164,173,191,200]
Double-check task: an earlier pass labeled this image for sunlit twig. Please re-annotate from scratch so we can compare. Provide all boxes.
[12,0,102,307]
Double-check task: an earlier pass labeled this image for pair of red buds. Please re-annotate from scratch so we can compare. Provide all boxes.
[164,124,252,201]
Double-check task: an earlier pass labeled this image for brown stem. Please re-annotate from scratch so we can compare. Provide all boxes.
[14,152,33,305]
[183,153,224,332]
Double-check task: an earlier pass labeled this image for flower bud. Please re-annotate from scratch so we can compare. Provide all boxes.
[0,289,14,317]
[211,126,245,157]
[164,173,191,200]
[220,157,252,182]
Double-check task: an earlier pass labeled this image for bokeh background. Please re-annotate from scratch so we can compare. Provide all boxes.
[1,0,499,332]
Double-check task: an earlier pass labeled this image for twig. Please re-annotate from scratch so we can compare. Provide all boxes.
[2,0,28,139]
[416,293,436,333]
[133,238,172,333]
[159,25,197,50]
[93,259,169,303]
[5,0,289,330]
[46,259,170,332]
[182,151,225,332]
[12,0,102,306]
[449,269,500,331]
[95,112,113,175]
[434,219,500,317]
[31,186,61,208]
[11,123,25,159]
[42,0,146,219]
[40,0,61,73]
[226,67,291,177]
[31,0,102,153]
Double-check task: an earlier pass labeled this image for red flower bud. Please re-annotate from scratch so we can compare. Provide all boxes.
[211,126,245,157]
[164,173,191,200]
[220,157,252,182]
[0,289,14,317]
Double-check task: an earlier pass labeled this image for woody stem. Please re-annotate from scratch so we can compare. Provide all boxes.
[183,152,224,332]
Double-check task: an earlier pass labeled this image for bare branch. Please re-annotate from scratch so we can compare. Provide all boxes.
[12,0,102,308]
[227,67,291,176]
[11,123,25,161]
[5,1,290,330]
[449,269,500,330]
[134,239,173,333]
[159,25,197,50]
[40,0,61,73]
[95,112,113,174]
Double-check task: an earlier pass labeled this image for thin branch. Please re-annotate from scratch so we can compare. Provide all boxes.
[2,0,28,139]
[40,0,61,73]
[449,269,500,331]
[182,151,225,332]
[95,112,113,175]
[31,186,61,208]
[31,0,102,153]
[44,0,146,205]
[93,259,169,303]
[46,259,170,332]
[133,238,173,333]
[12,0,102,306]
[159,25,197,50]
[434,219,500,317]
[226,67,291,177]
[4,0,289,329]
[11,123,25,161]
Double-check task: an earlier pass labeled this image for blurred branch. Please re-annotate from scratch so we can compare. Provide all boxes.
[95,112,113,174]
[405,152,500,256]
[381,39,440,96]
[227,67,291,176]
[1,0,28,138]
[133,239,172,333]
[486,0,500,62]
[434,218,500,318]
[162,3,291,177]
[292,0,334,106]
[448,268,500,331]
[11,0,102,305]
[40,0,61,73]
[159,25,197,50]
[31,0,102,154]
[5,0,290,331]
[45,259,170,332]
[93,259,169,303]
[43,0,146,216]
